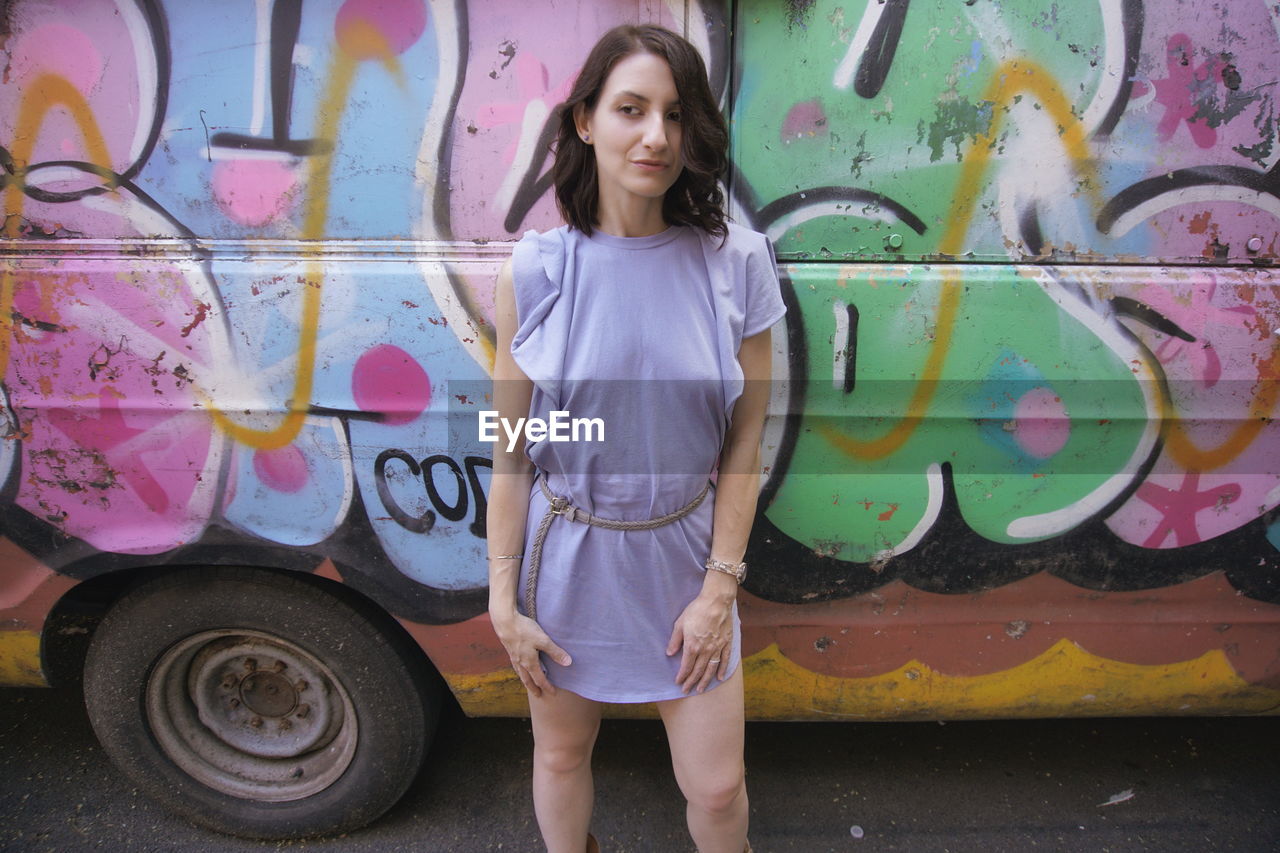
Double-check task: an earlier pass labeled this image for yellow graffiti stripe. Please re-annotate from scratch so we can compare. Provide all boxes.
[2,74,118,380]
[0,631,47,687]
[203,26,403,449]
[741,639,1279,720]
[441,638,1280,719]
[822,60,1103,460]
[1164,348,1280,471]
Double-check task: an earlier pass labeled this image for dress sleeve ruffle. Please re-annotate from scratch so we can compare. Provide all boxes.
[510,228,571,406]
[698,222,788,423]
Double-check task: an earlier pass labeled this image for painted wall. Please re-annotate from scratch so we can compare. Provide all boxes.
[0,0,1277,717]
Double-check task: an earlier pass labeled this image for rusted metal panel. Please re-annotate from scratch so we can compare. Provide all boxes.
[733,0,1280,266]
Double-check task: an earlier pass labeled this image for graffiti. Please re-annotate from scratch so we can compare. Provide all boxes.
[0,0,1278,713]
[375,450,490,537]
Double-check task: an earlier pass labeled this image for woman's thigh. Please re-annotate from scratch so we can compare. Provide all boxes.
[528,685,605,770]
[656,664,746,800]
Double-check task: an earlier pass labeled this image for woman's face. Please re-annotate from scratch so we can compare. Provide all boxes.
[576,51,684,217]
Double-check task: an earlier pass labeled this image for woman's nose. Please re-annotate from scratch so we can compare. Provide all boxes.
[642,114,668,150]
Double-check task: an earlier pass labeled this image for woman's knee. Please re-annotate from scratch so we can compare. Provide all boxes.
[683,765,747,816]
[534,739,594,776]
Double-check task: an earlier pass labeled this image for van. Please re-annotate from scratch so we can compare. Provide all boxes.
[2,0,1276,839]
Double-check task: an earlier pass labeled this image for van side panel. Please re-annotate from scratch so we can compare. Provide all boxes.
[1,1,1276,717]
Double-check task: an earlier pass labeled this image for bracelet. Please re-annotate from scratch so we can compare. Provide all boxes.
[488,554,524,561]
[704,557,747,583]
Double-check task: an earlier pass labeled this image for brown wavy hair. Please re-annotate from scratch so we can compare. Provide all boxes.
[552,24,728,239]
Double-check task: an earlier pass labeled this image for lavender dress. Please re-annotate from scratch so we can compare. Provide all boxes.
[509,222,786,702]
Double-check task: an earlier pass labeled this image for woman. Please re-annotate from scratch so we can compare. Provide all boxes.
[486,23,785,853]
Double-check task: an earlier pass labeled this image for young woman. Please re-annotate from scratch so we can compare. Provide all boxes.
[486,23,785,853]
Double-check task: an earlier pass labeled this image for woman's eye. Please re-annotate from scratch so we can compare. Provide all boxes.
[668,111,682,122]
[620,105,640,115]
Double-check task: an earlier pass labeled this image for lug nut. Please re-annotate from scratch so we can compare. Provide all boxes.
[279,719,293,731]
[221,675,237,689]
[229,697,240,708]
[272,660,286,673]
[250,716,263,728]
[296,704,310,719]
[244,658,258,671]
[295,680,309,692]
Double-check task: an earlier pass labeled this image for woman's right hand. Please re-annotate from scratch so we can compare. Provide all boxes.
[491,611,572,698]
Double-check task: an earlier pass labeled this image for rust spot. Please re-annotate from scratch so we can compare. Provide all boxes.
[180,301,211,338]
[1005,620,1030,639]
[811,540,844,559]
[88,336,126,381]
[1221,63,1241,91]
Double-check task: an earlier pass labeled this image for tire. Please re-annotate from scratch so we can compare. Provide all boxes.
[82,567,439,839]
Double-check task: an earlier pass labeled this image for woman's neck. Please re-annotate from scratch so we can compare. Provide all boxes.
[594,195,668,238]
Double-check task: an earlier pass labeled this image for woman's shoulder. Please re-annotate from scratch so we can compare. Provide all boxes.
[515,223,575,250]
[699,221,773,259]
[511,225,576,304]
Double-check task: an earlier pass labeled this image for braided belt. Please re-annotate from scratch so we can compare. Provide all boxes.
[523,475,712,621]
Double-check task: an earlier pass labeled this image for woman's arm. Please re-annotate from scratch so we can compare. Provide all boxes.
[489,257,571,697]
[667,326,774,693]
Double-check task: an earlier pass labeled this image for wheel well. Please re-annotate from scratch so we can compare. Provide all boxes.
[43,564,450,708]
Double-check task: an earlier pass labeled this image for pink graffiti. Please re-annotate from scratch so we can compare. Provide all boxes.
[1011,387,1069,459]
[352,344,431,425]
[8,23,103,94]
[1136,272,1255,387]
[211,159,299,226]
[475,51,576,167]
[335,0,427,58]
[8,261,220,555]
[1133,472,1242,548]
[0,0,158,178]
[253,445,309,493]
[1142,33,1219,149]
[45,388,173,514]
[781,100,828,142]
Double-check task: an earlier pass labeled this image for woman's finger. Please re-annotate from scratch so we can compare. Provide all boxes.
[527,658,557,696]
[676,645,695,687]
[716,651,730,682]
[539,638,573,667]
[680,648,712,693]
[515,663,541,698]
[695,652,720,693]
[522,660,556,698]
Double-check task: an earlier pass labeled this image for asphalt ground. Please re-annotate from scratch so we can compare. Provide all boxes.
[1,682,1278,852]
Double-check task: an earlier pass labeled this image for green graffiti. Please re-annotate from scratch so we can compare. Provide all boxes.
[733,0,1105,259]
[766,263,1154,562]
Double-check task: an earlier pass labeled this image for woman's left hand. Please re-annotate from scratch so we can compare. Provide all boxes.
[666,588,734,694]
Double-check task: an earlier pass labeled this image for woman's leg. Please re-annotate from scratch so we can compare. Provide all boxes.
[528,683,604,853]
[657,664,748,853]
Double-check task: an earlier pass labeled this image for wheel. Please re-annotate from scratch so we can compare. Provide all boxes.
[82,567,439,839]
